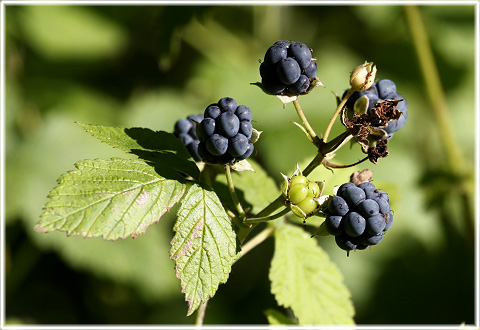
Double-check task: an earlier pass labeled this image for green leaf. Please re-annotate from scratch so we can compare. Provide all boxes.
[170,183,239,316]
[78,123,200,179]
[35,158,185,240]
[264,309,297,325]
[270,224,355,325]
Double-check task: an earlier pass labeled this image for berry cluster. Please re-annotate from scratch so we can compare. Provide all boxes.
[260,40,318,95]
[325,181,393,253]
[197,97,255,165]
[283,174,322,219]
[344,79,408,138]
[173,113,204,162]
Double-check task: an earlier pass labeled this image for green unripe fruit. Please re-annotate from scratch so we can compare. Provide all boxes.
[296,197,318,216]
[289,183,309,205]
[307,181,320,198]
[290,175,308,186]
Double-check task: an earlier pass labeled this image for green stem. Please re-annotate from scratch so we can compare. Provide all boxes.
[245,207,290,224]
[195,301,208,326]
[321,131,353,155]
[405,6,474,240]
[225,165,246,220]
[324,156,369,169]
[293,99,320,145]
[323,89,354,143]
[233,225,275,265]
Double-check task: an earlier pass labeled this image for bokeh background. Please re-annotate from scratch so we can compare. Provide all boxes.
[4,4,477,326]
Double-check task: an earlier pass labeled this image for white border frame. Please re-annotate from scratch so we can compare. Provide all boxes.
[0,1,478,330]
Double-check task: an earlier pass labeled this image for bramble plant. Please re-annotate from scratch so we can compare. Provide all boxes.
[35,39,408,325]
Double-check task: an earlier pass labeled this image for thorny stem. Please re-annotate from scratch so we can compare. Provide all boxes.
[225,165,246,220]
[323,88,354,143]
[293,98,320,145]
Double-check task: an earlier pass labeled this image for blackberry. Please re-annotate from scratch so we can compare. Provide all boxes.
[197,97,256,166]
[260,40,318,96]
[326,180,394,255]
[173,113,205,162]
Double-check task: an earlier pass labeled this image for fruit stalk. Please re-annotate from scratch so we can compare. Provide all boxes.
[323,88,355,142]
[292,99,319,145]
[225,165,246,221]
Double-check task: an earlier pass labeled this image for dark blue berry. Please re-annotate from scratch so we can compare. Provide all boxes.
[287,42,312,69]
[277,58,301,85]
[365,214,386,235]
[218,97,238,113]
[198,118,216,139]
[325,215,343,236]
[343,186,366,206]
[335,235,358,251]
[337,182,356,197]
[373,197,391,215]
[289,74,310,94]
[303,60,317,79]
[216,111,240,138]
[235,105,253,122]
[239,121,253,140]
[262,75,286,95]
[377,79,397,99]
[264,44,288,68]
[177,133,194,146]
[384,211,394,231]
[205,104,221,119]
[174,118,193,135]
[359,232,384,246]
[344,211,366,237]
[328,196,349,216]
[228,134,249,157]
[186,140,201,162]
[187,114,204,124]
[358,199,380,217]
[237,142,254,160]
[206,134,228,156]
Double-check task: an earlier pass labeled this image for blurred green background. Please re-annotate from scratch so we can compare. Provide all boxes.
[4,4,476,325]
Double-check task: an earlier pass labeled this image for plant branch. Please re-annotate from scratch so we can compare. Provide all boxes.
[324,156,369,169]
[225,165,246,220]
[323,89,354,143]
[245,207,290,224]
[293,99,321,145]
[234,225,275,265]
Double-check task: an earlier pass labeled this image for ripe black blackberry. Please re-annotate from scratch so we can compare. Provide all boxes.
[260,40,318,96]
[197,97,255,166]
[325,181,393,255]
[173,113,204,162]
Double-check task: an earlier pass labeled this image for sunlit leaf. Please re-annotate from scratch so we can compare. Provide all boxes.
[270,224,355,325]
[170,183,239,315]
[36,158,185,240]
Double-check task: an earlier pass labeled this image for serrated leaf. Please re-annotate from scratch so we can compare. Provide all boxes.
[270,224,355,325]
[36,158,185,240]
[78,123,200,179]
[170,183,239,316]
